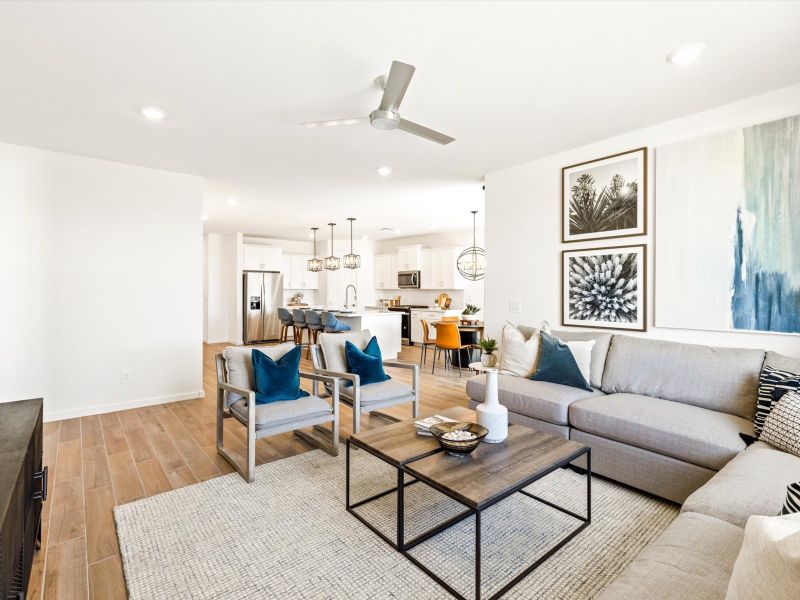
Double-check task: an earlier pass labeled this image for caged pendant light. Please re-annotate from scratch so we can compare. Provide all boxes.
[343,217,361,269]
[307,227,323,272]
[457,210,486,281]
[324,223,341,271]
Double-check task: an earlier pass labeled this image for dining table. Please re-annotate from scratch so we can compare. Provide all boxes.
[431,320,485,367]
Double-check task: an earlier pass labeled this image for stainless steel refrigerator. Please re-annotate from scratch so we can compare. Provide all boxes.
[243,271,283,343]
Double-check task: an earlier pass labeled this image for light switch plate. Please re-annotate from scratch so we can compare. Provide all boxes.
[509,299,522,314]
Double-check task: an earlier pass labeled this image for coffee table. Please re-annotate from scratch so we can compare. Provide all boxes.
[346,409,591,600]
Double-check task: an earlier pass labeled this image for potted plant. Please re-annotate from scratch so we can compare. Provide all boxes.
[461,304,481,324]
[479,338,498,367]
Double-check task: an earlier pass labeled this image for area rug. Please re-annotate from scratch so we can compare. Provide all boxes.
[115,449,678,599]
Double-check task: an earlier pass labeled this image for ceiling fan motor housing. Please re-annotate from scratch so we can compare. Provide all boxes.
[369,109,400,130]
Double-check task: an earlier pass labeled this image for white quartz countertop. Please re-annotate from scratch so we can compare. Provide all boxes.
[332,311,400,318]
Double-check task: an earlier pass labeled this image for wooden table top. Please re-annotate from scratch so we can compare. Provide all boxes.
[349,406,474,467]
[404,425,587,510]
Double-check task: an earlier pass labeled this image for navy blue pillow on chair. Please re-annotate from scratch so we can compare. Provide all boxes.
[251,346,310,405]
[531,332,592,392]
[345,336,391,386]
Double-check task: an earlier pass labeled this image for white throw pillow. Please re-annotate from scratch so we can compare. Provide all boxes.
[499,324,541,377]
[562,339,595,387]
[725,513,800,600]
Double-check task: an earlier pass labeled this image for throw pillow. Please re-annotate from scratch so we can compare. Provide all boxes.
[345,336,391,386]
[499,324,541,377]
[251,346,310,405]
[755,366,800,436]
[563,339,595,387]
[531,332,592,391]
[725,513,800,600]
[782,482,800,515]
[760,390,800,458]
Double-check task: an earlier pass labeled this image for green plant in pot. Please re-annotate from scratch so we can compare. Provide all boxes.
[462,304,481,324]
[479,338,498,368]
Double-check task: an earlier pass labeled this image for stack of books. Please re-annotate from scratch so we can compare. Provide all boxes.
[414,415,458,436]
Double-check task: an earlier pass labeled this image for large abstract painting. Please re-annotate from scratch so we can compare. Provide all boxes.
[656,114,800,334]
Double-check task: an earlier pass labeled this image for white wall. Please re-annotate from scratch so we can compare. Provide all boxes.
[0,142,205,420]
[485,83,800,357]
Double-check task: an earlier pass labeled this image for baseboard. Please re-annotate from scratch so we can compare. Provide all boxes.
[43,390,206,422]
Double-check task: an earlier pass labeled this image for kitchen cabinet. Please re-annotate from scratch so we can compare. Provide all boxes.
[374,253,399,289]
[325,266,358,308]
[410,309,462,343]
[397,245,423,271]
[243,244,282,271]
[420,247,464,290]
[282,253,319,290]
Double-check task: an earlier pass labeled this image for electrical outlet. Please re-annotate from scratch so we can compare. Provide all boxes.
[121,369,133,384]
[509,299,522,314]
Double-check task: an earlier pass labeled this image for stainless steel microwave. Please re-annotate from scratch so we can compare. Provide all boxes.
[397,270,420,289]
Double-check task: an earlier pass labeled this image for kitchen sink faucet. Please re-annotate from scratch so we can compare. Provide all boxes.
[345,285,357,309]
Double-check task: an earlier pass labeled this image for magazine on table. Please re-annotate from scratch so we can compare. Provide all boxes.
[414,415,458,436]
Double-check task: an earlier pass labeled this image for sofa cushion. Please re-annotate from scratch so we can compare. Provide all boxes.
[531,332,593,391]
[760,390,800,458]
[765,351,800,373]
[340,379,414,406]
[682,441,800,527]
[229,395,331,430]
[552,329,612,389]
[783,482,800,515]
[222,342,296,406]
[466,373,603,425]
[570,393,751,470]
[596,512,743,600]
[600,335,764,420]
[754,365,800,436]
[318,329,373,373]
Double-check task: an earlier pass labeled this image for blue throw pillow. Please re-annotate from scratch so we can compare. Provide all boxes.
[345,336,391,386]
[251,346,310,405]
[531,332,592,391]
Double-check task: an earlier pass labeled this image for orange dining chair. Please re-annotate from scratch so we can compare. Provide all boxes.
[441,315,459,322]
[419,319,437,369]
[432,322,472,377]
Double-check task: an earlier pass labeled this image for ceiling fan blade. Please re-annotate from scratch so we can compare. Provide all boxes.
[379,61,415,112]
[398,119,455,145]
[299,117,369,128]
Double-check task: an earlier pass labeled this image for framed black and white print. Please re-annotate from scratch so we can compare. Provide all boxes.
[562,244,647,332]
[562,147,647,243]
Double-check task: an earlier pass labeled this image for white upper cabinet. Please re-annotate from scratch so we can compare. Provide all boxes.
[243,245,282,271]
[282,254,319,290]
[397,245,423,271]
[374,254,398,289]
[420,247,464,290]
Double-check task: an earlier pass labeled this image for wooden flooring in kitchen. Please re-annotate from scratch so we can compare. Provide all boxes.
[31,342,470,600]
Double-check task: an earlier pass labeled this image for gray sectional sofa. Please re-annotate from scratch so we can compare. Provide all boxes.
[466,330,800,600]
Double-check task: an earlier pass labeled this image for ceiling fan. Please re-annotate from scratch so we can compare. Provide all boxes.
[300,60,455,145]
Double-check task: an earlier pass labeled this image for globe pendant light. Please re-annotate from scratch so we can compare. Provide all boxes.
[324,223,341,271]
[307,227,323,272]
[343,217,361,269]
[457,210,486,281]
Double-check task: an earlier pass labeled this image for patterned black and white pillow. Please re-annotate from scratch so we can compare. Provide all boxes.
[760,389,800,458]
[754,366,800,436]
[782,482,800,515]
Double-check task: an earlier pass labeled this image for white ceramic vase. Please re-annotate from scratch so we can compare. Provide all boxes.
[476,368,508,443]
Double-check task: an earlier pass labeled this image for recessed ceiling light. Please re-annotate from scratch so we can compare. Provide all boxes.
[200,214,209,221]
[226,197,239,207]
[666,43,706,65]
[376,166,392,177]
[140,105,166,120]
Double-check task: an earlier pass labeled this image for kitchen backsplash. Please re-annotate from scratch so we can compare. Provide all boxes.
[376,289,465,308]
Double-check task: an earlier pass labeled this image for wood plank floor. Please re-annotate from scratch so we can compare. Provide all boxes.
[32,342,469,600]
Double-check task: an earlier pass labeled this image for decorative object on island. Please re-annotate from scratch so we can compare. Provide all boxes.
[457,210,486,281]
[429,421,489,456]
[479,337,498,367]
[461,303,480,324]
[477,368,508,442]
[562,244,647,332]
[342,217,361,269]
[656,114,800,334]
[436,292,451,309]
[307,227,323,272]
[562,147,647,243]
[324,222,340,271]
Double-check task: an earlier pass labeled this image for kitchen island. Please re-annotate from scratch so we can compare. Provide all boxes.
[330,311,402,359]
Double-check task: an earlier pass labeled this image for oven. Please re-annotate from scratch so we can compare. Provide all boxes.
[387,304,428,345]
[397,270,420,289]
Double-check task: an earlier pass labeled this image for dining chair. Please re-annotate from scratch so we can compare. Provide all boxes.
[277,308,295,343]
[304,310,324,357]
[418,319,437,369]
[441,315,460,322]
[432,321,472,377]
[292,309,308,346]
[321,311,352,333]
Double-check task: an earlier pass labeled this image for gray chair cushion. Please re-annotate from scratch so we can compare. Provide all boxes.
[340,380,414,406]
[222,343,296,406]
[229,395,331,430]
[765,351,800,374]
[552,329,613,389]
[682,441,800,527]
[596,512,743,600]
[600,335,764,420]
[317,329,372,373]
[569,393,751,470]
[466,373,603,426]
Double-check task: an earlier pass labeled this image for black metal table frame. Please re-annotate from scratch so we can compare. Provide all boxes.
[346,438,592,600]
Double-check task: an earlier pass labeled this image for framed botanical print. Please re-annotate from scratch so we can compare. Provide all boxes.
[562,147,647,243]
[562,244,647,331]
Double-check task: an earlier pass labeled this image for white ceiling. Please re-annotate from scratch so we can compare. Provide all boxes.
[1,1,800,241]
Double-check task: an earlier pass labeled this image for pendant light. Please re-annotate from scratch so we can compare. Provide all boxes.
[307,227,323,272]
[457,210,486,281]
[343,217,361,269]
[324,222,341,271]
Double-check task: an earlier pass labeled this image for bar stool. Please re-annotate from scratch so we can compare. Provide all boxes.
[418,319,437,369]
[321,311,352,333]
[292,309,308,346]
[304,310,324,358]
[277,308,295,343]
